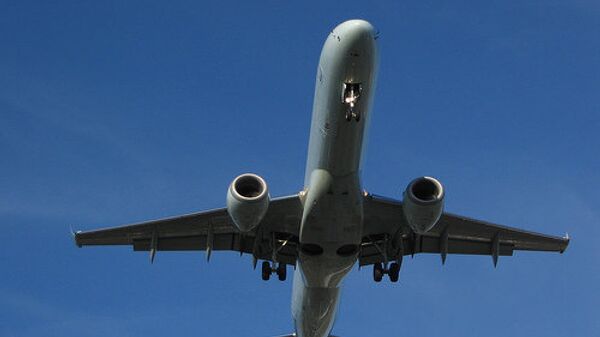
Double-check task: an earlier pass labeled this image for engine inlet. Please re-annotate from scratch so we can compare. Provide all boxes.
[409,177,443,203]
[232,174,267,200]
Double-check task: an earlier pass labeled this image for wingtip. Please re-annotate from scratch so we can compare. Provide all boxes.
[71,226,82,248]
[559,232,570,254]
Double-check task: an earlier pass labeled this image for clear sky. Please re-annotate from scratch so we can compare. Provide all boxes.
[1,1,598,336]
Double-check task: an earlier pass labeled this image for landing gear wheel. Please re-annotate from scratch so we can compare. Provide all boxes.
[373,263,384,282]
[261,261,271,281]
[345,109,352,121]
[353,111,361,122]
[388,262,400,283]
[277,264,287,281]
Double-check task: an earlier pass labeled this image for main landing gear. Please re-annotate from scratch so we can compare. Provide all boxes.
[343,83,362,122]
[368,232,403,283]
[373,262,401,283]
[261,261,287,281]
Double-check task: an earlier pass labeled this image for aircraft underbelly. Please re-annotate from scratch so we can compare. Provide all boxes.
[298,19,377,287]
[293,20,378,337]
[292,270,341,337]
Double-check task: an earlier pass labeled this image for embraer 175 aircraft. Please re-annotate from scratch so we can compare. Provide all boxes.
[74,20,569,337]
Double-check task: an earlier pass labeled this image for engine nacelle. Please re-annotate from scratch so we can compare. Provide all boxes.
[226,173,270,232]
[402,176,445,234]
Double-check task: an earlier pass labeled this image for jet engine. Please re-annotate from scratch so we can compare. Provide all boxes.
[226,173,270,232]
[402,176,445,234]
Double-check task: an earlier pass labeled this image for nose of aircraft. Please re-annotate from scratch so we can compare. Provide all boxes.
[333,19,377,45]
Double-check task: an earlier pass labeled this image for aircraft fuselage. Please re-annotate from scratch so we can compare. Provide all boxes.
[292,20,379,337]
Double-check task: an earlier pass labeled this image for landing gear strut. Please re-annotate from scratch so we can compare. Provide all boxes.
[261,261,286,281]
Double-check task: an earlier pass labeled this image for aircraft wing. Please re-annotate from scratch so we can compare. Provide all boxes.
[74,195,303,265]
[359,194,569,266]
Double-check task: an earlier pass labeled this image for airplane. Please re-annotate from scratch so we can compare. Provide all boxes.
[73,19,570,337]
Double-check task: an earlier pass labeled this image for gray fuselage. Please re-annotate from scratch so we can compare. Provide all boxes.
[291,20,378,337]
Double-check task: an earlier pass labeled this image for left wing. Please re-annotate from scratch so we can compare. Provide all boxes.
[74,195,303,265]
[360,194,569,266]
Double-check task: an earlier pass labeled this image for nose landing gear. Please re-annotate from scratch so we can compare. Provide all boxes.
[342,83,362,122]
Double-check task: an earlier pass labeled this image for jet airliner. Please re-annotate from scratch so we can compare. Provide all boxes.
[74,20,569,337]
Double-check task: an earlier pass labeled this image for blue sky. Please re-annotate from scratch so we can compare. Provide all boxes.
[1,1,598,336]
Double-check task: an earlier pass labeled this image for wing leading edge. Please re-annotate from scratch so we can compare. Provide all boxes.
[74,195,303,265]
[360,194,569,266]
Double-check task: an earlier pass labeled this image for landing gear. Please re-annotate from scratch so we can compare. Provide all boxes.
[345,108,361,122]
[367,232,404,283]
[261,261,286,281]
[258,232,292,281]
[372,262,401,283]
[342,83,362,122]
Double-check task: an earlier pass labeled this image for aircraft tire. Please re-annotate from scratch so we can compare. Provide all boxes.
[261,261,271,281]
[277,264,287,281]
[373,263,384,282]
[389,262,400,282]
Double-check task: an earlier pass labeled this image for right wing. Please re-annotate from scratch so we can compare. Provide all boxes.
[360,194,569,266]
[74,195,303,265]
